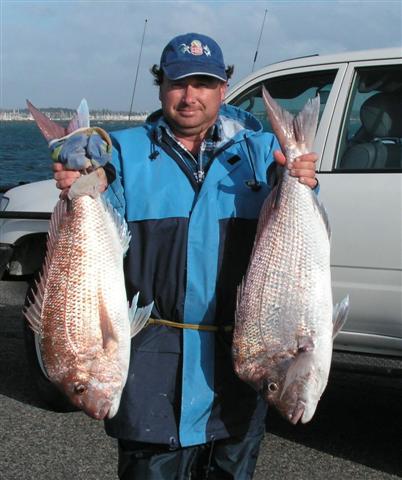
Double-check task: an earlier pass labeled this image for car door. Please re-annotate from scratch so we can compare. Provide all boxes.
[319,60,402,355]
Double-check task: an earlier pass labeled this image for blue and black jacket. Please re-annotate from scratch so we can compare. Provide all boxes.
[104,104,280,448]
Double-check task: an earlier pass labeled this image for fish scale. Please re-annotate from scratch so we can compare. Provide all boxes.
[236,174,331,359]
[233,88,349,425]
[42,198,121,362]
[27,195,132,415]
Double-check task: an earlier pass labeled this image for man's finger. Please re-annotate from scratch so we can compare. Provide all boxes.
[289,165,317,177]
[290,160,317,172]
[52,162,64,172]
[296,152,318,163]
[273,149,286,166]
[298,177,318,189]
[54,171,80,182]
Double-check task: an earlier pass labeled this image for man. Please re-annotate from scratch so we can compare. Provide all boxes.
[54,33,318,479]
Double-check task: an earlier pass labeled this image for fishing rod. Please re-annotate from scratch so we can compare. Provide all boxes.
[128,19,148,121]
[251,9,268,73]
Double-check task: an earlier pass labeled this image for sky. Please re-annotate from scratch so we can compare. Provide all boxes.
[1,0,401,112]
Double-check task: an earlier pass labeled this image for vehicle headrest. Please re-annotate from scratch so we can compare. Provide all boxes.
[360,91,402,138]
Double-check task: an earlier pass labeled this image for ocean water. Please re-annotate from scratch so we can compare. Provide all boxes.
[0,121,139,191]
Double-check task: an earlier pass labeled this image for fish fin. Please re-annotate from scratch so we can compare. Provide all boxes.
[47,199,68,258]
[67,98,90,133]
[23,297,42,336]
[68,169,106,199]
[332,295,350,339]
[235,280,247,330]
[100,310,119,354]
[262,86,295,152]
[128,293,154,338]
[23,270,48,336]
[34,333,50,379]
[254,184,279,243]
[293,95,320,152]
[23,200,67,335]
[311,193,331,239]
[26,99,67,142]
[269,179,283,212]
[235,281,244,313]
[102,197,131,255]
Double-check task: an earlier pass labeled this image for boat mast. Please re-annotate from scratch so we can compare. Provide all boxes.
[128,19,148,121]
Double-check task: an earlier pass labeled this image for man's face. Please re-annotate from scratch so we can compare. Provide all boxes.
[159,75,227,138]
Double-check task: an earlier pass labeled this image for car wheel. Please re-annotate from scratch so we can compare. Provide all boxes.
[22,275,78,413]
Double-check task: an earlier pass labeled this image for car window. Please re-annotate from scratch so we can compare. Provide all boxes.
[335,65,402,171]
[230,70,337,132]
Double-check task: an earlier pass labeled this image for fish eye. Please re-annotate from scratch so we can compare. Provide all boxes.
[74,383,87,395]
[261,380,279,395]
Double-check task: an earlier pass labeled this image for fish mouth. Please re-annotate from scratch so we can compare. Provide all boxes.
[93,405,110,420]
[288,400,306,425]
[83,401,111,420]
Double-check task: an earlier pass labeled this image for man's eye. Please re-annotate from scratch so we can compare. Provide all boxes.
[169,81,185,89]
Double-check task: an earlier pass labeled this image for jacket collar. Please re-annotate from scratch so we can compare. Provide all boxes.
[147,104,263,147]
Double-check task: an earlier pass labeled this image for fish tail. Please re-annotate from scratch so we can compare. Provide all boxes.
[261,86,295,152]
[26,99,67,142]
[332,295,350,338]
[66,98,90,133]
[26,98,90,144]
[262,86,320,154]
[293,96,320,152]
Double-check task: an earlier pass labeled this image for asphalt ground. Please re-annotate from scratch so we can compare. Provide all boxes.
[1,280,401,480]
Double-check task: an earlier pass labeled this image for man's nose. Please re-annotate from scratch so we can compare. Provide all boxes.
[181,85,197,103]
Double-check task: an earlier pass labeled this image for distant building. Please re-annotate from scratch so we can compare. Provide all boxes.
[0,108,148,122]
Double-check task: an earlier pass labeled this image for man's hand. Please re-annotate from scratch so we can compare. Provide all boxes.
[274,150,318,189]
[53,163,107,199]
[53,163,80,198]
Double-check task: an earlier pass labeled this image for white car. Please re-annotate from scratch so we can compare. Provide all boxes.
[1,47,401,381]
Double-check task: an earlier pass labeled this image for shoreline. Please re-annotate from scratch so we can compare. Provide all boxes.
[1,116,147,122]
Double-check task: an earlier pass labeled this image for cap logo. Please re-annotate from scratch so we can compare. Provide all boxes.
[178,39,211,57]
[190,40,203,56]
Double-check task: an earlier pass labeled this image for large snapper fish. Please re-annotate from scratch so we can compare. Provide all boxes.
[24,100,152,420]
[233,87,349,424]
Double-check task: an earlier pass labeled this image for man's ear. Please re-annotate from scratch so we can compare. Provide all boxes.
[220,82,228,102]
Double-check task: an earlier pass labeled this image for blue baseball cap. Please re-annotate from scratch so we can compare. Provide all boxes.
[160,33,227,82]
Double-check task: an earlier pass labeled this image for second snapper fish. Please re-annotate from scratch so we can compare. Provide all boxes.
[24,100,152,420]
[233,87,349,424]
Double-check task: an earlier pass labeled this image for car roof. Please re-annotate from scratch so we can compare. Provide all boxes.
[261,47,400,69]
[227,47,402,95]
